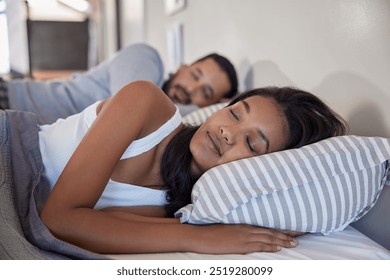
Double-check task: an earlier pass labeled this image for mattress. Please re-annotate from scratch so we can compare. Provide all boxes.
[106,226,390,260]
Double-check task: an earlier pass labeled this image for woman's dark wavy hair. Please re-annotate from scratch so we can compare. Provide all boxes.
[161,126,199,217]
[161,86,348,216]
[229,86,348,149]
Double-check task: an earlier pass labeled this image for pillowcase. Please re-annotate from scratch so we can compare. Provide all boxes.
[175,135,390,234]
[182,102,227,126]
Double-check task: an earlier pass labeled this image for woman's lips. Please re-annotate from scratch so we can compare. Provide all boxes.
[207,131,221,155]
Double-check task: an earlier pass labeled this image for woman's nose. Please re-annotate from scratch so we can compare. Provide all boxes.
[220,126,235,145]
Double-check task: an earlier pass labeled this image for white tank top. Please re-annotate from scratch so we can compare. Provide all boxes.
[39,101,182,209]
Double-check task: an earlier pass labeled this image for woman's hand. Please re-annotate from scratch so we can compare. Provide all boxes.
[188,224,299,254]
[279,230,306,237]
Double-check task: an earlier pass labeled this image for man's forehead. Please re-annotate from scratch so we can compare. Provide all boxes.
[193,58,219,72]
[193,59,229,84]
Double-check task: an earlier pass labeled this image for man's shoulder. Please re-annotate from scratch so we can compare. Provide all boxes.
[120,43,161,60]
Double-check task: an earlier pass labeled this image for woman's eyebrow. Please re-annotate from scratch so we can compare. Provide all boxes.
[257,129,270,153]
[242,100,250,113]
[242,100,269,153]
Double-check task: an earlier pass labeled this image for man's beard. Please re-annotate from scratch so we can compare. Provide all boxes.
[162,75,191,104]
[161,75,172,95]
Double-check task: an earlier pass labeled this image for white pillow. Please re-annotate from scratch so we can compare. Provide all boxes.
[175,136,390,234]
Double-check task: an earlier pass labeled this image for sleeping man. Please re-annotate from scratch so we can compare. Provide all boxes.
[0,43,238,124]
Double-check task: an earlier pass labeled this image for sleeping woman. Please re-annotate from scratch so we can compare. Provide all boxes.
[36,80,347,255]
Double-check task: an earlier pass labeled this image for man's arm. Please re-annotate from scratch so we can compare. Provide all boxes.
[7,43,165,124]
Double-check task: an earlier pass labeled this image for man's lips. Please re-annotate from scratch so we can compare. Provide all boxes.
[171,86,190,104]
[207,131,221,155]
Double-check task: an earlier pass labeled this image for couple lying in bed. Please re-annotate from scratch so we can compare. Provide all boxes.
[3,78,345,255]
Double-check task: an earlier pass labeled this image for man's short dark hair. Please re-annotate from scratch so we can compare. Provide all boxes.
[196,53,238,99]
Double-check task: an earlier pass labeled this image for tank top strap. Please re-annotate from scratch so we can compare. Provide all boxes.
[120,106,182,159]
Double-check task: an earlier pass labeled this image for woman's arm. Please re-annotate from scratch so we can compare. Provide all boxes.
[100,206,177,224]
[40,81,298,254]
[101,206,167,218]
[40,80,183,252]
[101,207,300,253]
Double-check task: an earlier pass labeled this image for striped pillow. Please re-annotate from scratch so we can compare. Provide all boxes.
[182,102,227,126]
[176,136,390,234]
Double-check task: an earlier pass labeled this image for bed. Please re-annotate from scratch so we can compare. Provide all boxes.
[107,226,390,260]
[1,105,389,260]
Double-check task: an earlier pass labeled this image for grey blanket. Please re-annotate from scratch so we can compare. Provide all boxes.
[0,110,106,259]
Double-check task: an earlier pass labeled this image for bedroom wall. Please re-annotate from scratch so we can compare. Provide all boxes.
[141,0,390,138]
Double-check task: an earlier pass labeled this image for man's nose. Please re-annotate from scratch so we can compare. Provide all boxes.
[186,85,195,96]
[186,81,202,96]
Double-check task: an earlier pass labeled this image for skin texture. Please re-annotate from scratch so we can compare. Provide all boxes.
[165,58,231,107]
[190,96,288,176]
[40,81,299,254]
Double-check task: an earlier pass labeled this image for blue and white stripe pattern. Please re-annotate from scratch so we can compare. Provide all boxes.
[176,136,390,234]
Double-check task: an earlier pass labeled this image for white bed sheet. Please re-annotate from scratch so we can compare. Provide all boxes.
[106,226,390,260]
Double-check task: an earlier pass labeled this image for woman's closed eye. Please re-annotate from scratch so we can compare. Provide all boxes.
[230,109,256,153]
[246,136,256,153]
[230,109,239,120]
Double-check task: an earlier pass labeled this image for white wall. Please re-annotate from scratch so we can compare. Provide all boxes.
[0,0,10,74]
[141,0,390,137]
[120,0,144,46]
[5,0,29,74]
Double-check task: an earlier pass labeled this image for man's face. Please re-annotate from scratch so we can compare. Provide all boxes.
[165,58,231,107]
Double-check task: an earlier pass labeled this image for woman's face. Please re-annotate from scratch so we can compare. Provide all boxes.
[190,96,288,176]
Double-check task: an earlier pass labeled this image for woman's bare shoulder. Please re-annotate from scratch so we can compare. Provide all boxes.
[102,81,176,117]
[98,81,178,137]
